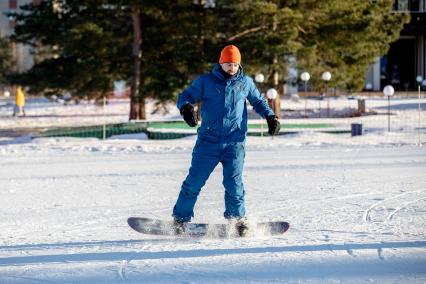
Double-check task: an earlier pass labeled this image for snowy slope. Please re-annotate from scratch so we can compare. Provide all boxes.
[1,135,425,283]
[1,96,426,283]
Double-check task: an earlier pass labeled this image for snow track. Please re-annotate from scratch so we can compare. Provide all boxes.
[1,139,425,283]
[363,188,426,223]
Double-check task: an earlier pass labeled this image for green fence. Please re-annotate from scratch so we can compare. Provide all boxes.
[39,122,149,139]
[38,120,343,140]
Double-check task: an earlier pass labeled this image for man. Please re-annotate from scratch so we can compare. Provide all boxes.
[173,45,280,236]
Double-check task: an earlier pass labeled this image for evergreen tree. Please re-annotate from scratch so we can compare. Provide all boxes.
[129,0,221,117]
[0,37,13,85]
[296,0,409,92]
[9,0,218,119]
[214,0,408,94]
[8,0,410,120]
[9,0,132,99]
[138,1,219,99]
[215,0,302,88]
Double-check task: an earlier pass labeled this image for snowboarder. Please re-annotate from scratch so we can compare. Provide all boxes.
[172,45,280,236]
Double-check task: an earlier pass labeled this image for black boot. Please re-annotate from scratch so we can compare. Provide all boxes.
[228,218,250,237]
[173,218,187,235]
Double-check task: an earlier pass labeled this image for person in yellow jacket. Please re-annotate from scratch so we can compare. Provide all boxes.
[13,86,26,117]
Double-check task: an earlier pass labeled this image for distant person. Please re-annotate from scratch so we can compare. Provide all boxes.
[172,45,280,236]
[13,86,26,117]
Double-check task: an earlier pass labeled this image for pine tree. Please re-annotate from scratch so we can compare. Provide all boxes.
[136,0,220,116]
[9,1,132,99]
[0,37,13,85]
[216,0,302,87]
[9,1,218,119]
[8,0,410,119]
[296,0,409,92]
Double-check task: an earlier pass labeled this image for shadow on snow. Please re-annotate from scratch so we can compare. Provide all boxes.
[1,240,425,266]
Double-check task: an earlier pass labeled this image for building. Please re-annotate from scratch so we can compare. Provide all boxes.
[366,0,426,91]
[0,0,37,74]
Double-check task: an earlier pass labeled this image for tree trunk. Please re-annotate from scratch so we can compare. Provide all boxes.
[129,6,143,120]
[271,17,281,119]
[138,100,146,119]
[195,0,205,122]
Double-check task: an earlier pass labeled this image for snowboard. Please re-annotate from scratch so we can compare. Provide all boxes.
[127,217,290,238]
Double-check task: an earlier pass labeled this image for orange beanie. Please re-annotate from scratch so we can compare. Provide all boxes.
[219,45,241,64]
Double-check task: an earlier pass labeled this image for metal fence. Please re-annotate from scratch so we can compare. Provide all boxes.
[279,93,426,144]
[33,93,426,143]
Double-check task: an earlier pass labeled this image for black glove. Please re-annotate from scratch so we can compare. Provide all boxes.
[266,115,280,136]
[180,104,198,127]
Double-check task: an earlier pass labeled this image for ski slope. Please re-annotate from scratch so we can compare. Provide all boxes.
[1,135,425,283]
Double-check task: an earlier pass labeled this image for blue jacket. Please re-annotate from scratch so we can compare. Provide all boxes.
[177,63,275,143]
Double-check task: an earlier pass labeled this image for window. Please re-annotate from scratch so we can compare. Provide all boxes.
[393,0,420,11]
[398,0,409,10]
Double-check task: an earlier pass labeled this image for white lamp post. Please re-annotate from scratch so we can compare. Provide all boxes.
[416,75,423,100]
[416,76,423,145]
[266,88,278,100]
[266,88,278,114]
[255,73,265,84]
[300,72,310,87]
[255,73,265,97]
[383,85,395,132]
[322,71,331,82]
[103,95,107,140]
[365,83,373,91]
[300,72,310,117]
[322,71,332,117]
[255,73,265,136]
[266,88,278,138]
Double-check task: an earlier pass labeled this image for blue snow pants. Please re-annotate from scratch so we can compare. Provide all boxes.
[173,138,246,222]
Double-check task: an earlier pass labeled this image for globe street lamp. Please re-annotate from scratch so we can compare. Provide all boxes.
[267,88,278,102]
[255,73,265,84]
[365,83,373,91]
[255,73,265,98]
[103,94,107,140]
[383,85,394,132]
[416,75,423,145]
[266,88,279,138]
[267,88,278,98]
[300,72,310,91]
[322,71,332,117]
[322,71,331,82]
[266,87,278,112]
[255,73,265,136]
[300,72,310,117]
[416,75,423,97]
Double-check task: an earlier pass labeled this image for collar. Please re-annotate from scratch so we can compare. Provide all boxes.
[212,63,244,82]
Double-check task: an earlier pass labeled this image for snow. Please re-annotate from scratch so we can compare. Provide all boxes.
[0,96,426,283]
